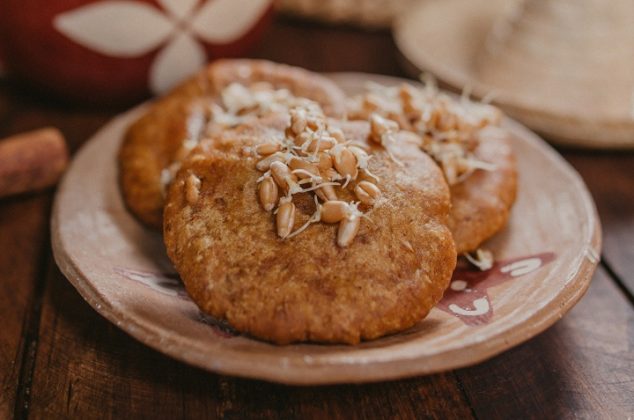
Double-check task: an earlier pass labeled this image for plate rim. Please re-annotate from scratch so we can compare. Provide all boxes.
[51,72,602,385]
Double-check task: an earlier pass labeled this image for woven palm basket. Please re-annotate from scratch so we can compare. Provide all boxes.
[276,0,419,28]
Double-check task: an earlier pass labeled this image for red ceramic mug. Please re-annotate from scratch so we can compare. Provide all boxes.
[0,0,273,105]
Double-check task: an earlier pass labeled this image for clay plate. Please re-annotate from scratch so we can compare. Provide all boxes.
[52,73,601,385]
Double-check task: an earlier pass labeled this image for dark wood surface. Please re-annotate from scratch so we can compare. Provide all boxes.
[1,18,633,419]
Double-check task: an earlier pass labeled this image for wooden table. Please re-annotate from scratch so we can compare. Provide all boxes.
[1,18,633,419]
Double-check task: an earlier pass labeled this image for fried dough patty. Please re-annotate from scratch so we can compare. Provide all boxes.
[163,121,456,344]
[449,127,517,253]
[119,59,347,229]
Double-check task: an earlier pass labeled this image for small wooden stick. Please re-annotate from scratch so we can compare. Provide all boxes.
[0,128,69,198]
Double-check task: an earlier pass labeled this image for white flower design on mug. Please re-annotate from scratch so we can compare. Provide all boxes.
[53,0,271,94]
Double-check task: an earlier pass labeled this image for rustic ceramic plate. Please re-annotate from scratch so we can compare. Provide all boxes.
[393,0,634,149]
[52,73,601,385]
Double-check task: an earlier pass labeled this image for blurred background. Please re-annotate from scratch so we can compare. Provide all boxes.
[1,0,633,149]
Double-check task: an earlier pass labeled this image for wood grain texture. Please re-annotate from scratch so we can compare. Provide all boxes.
[456,267,634,418]
[28,266,474,419]
[26,254,632,418]
[0,93,51,419]
[0,194,50,419]
[564,152,634,294]
[0,85,117,419]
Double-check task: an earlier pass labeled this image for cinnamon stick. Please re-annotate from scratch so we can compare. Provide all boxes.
[0,128,69,198]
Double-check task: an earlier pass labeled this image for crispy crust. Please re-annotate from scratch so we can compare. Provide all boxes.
[119,59,347,229]
[449,127,517,253]
[163,121,456,344]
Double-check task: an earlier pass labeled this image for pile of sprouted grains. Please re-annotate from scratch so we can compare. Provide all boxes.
[348,78,501,185]
[162,82,315,193]
[184,78,502,263]
[347,78,502,267]
[253,102,385,247]
[249,77,503,253]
